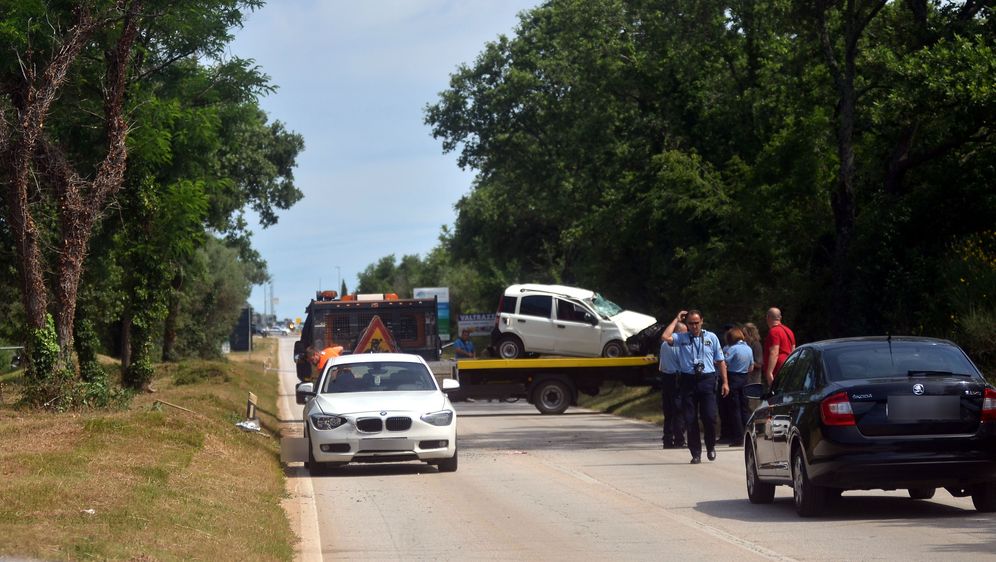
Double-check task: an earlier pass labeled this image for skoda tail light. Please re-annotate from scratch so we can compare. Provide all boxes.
[820,391,856,426]
[982,388,996,423]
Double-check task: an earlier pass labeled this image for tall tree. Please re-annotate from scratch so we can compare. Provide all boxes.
[1,2,143,385]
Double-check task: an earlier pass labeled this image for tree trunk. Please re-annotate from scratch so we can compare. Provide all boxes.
[830,84,857,337]
[120,312,133,370]
[162,271,184,362]
[816,0,885,337]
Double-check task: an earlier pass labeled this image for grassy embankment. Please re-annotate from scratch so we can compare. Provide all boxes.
[578,381,663,424]
[0,339,294,561]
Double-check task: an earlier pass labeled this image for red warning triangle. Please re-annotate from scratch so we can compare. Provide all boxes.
[353,315,400,354]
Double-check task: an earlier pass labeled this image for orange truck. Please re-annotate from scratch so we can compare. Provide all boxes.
[293,291,441,381]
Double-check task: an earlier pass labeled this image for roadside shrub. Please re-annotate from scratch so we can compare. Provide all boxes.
[20,315,74,408]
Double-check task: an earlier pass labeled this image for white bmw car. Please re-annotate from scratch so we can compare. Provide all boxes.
[295,353,460,473]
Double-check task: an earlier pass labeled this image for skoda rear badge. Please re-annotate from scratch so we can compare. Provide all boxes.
[912,384,925,395]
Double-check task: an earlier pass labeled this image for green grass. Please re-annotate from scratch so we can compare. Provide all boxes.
[579,381,664,425]
[0,342,293,561]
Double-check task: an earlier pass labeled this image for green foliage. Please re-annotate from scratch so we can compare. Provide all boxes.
[22,315,73,409]
[74,316,106,384]
[404,0,996,348]
[172,238,254,359]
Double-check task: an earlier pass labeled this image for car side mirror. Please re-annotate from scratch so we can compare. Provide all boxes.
[296,382,315,405]
[584,312,597,325]
[743,382,765,400]
[441,378,460,392]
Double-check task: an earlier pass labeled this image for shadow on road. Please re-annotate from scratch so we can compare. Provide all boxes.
[696,494,994,555]
[459,410,659,451]
[286,462,442,479]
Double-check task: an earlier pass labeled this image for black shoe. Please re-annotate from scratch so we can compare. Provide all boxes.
[674,442,686,448]
[707,450,717,461]
[662,441,675,449]
[690,456,701,464]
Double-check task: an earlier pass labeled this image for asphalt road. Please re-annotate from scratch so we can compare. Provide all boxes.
[276,339,995,561]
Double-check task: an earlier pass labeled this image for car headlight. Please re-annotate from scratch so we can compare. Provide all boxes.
[311,414,348,431]
[421,410,454,426]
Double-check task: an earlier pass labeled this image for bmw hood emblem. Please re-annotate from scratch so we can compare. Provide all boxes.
[912,384,925,396]
[380,411,388,416]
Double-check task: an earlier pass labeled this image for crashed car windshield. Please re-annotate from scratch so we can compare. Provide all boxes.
[321,361,437,393]
[586,293,624,319]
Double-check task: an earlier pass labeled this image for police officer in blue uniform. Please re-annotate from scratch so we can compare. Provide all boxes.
[659,321,687,449]
[662,309,729,464]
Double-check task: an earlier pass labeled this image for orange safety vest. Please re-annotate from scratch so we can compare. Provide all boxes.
[316,346,343,372]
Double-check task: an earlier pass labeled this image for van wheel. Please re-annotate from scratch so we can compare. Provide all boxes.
[908,487,935,500]
[533,379,572,414]
[602,341,625,358]
[497,336,524,359]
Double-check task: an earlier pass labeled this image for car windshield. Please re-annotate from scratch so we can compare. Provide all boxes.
[822,341,980,381]
[586,293,623,318]
[321,361,437,393]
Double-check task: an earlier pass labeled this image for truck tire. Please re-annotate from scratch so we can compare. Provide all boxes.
[601,340,625,358]
[497,336,524,359]
[533,379,573,415]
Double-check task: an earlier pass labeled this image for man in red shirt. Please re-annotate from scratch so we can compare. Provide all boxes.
[763,307,796,386]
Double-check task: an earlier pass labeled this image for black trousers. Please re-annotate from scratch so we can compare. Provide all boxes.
[660,372,685,446]
[722,372,751,444]
[680,373,718,457]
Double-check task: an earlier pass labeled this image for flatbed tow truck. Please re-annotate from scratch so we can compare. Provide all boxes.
[448,355,660,414]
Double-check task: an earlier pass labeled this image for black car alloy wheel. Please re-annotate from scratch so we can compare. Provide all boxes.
[746,443,775,504]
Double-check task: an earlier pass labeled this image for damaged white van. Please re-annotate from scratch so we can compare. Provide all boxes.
[490,284,657,359]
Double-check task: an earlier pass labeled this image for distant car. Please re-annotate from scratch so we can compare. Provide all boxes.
[295,353,460,473]
[491,284,656,359]
[744,336,996,517]
[262,325,290,336]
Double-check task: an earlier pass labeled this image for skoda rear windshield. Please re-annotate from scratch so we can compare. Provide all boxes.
[823,341,981,382]
[586,293,624,318]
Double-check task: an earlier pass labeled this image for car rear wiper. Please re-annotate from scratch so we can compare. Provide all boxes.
[906,370,973,377]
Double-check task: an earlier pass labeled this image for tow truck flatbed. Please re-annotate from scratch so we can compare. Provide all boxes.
[451,355,659,414]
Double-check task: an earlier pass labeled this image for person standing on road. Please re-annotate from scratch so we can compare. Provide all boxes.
[659,322,687,449]
[743,323,763,380]
[722,327,754,447]
[742,322,764,409]
[454,328,477,359]
[662,309,729,464]
[763,307,796,387]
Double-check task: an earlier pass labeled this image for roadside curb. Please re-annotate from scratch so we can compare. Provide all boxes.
[275,338,323,562]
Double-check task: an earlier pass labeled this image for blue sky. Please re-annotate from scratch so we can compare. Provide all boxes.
[229,1,542,321]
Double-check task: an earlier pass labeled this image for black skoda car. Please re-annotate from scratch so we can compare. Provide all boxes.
[744,337,996,517]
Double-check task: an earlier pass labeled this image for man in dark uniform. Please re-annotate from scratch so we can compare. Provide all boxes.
[661,309,729,464]
[659,321,687,448]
